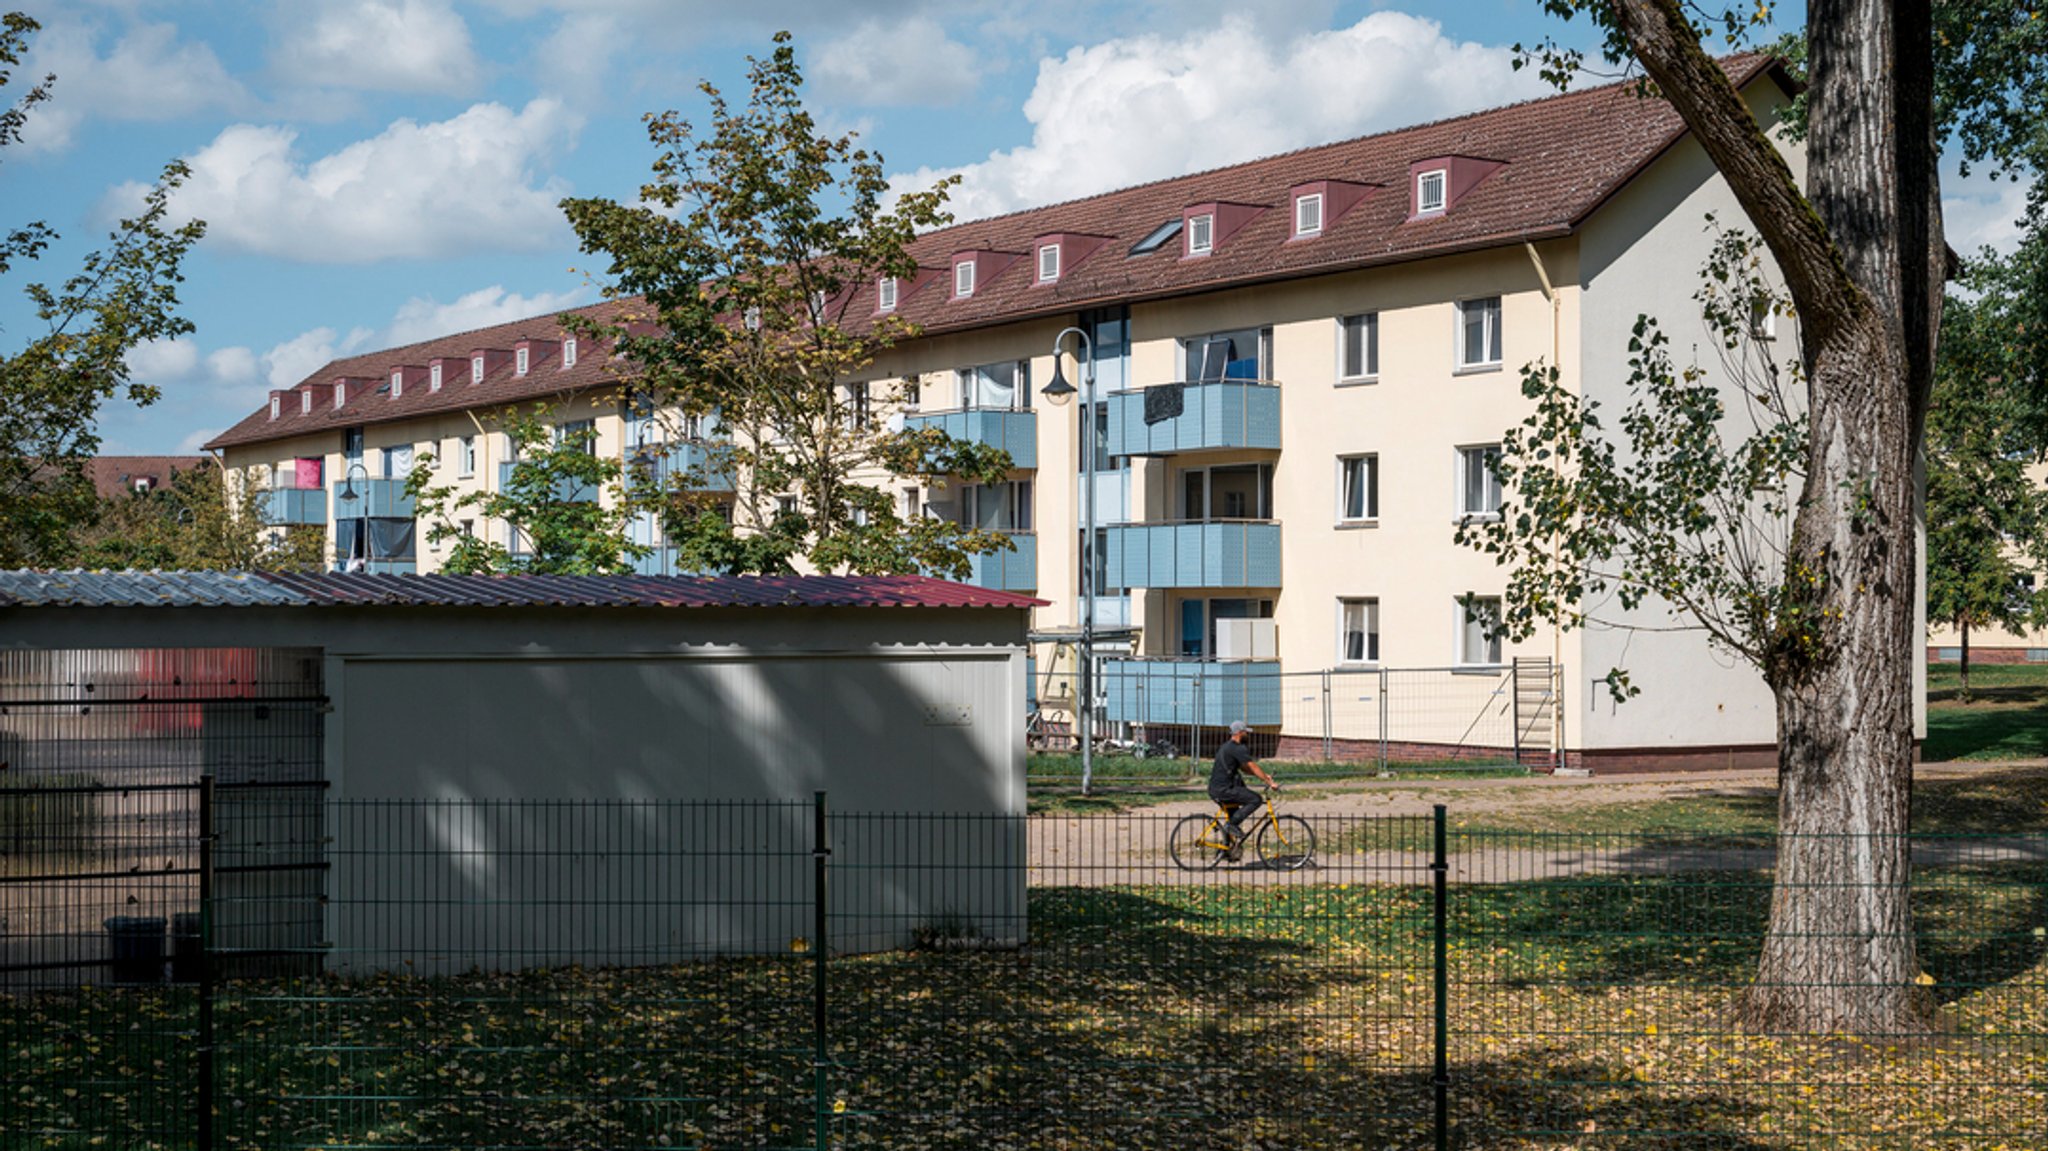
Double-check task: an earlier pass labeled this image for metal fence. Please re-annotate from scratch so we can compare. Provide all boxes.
[3,794,2044,1150]
[1034,658,1560,784]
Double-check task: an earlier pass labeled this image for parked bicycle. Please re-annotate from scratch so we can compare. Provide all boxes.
[1168,787,1316,871]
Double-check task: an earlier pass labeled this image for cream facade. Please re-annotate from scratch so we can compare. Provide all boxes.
[210,63,1900,770]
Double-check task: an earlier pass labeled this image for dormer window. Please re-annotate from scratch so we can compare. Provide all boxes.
[878,277,898,312]
[430,363,443,390]
[332,385,345,410]
[563,338,577,368]
[270,395,281,420]
[302,391,313,414]
[1187,214,1214,256]
[1038,243,1060,283]
[954,260,976,298]
[471,355,484,384]
[1417,170,1447,214]
[516,347,529,375]
[1295,193,1324,237]
[390,369,404,397]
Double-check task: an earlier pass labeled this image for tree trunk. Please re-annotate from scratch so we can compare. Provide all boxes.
[1959,619,1972,701]
[1614,0,1941,1033]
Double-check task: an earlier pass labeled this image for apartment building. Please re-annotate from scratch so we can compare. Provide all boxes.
[209,55,1866,770]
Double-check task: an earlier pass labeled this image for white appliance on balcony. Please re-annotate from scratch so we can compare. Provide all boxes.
[1213,618,1277,661]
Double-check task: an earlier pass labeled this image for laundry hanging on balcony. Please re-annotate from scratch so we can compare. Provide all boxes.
[1143,382,1185,425]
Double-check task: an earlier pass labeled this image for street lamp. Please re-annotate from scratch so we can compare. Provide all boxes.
[1045,326,1097,795]
[337,462,369,572]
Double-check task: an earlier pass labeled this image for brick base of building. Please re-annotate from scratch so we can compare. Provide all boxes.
[1271,734,1539,769]
[1927,645,2037,665]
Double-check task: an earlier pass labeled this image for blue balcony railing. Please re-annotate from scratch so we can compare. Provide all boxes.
[627,546,720,577]
[498,461,597,503]
[1105,380,1280,457]
[1102,658,1283,726]
[964,531,1036,591]
[1103,521,1280,589]
[631,440,734,493]
[329,478,413,519]
[259,486,326,526]
[903,408,1037,470]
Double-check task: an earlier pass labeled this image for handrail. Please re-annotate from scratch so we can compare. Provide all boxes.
[1109,378,1282,395]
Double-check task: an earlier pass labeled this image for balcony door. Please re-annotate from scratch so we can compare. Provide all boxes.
[1180,464,1271,521]
[1179,597,1275,658]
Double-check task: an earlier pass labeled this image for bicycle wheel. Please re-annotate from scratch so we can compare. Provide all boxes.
[1169,814,1226,871]
[1255,814,1316,871]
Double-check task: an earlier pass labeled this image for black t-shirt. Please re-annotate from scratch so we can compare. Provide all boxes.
[1210,739,1254,794]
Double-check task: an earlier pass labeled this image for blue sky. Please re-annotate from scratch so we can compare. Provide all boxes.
[1,1,2025,454]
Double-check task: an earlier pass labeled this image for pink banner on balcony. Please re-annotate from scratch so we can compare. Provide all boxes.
[295,457,323,489]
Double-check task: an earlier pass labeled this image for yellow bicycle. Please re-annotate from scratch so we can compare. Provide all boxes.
[1169,788,1316,871]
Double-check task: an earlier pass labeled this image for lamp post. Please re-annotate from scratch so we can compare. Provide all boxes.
[1042,326,1097,795]
[336,462,370,573]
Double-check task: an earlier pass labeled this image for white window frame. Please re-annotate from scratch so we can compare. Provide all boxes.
[562,338,577,368]
[1338,597,1380,666]
[900,377,921,411]
[1457,444,1504,521]
[1338,312,1378,383]
[1458,596,1504,667]
[1038,243,1060,282]
[877,277,898,312]
[1186,213,1214,256]
[515,347,529,375]
[954,260,976,298]
[1417,169,1448,214]
[458,435,476,478]
[1295,192,1324,237]
[269,395,281,419]
[1456,295,1503,371]
[470,355,484,384]
[430,363,443,390]
[390,369,404,397]
[1337,454,1379,524]
[843,381,872,430]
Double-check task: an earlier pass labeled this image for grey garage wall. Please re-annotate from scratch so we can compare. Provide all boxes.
[326,649,1026,969]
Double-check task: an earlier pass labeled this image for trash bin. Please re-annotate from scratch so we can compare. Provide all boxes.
[103,916,167,985]
[170,912,203,983]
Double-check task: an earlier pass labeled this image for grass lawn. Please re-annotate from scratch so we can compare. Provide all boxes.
[1927,661,2048,762]
[5,870,2044,1150]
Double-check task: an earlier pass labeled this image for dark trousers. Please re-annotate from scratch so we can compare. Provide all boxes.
[1209,785,1260,839]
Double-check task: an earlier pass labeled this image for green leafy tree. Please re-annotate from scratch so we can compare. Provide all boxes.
[0,12,207,567]
[559,33,1015,578]
[1487,0,2042,1034]
[71,463,326,572]
[1926,244,2048,698]
[407,410,650,575]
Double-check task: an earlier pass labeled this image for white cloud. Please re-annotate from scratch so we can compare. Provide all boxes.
[108,99,584,263]
[207,346,260,386]
[889,11,1548,219]
[530,12,621,105]
[812,17,979,107]
[1942,159,2031,260]
[126,337,201,383]
[271,0,482,96]
[16,18,247,152]
[264,326,376,389]
[385,284,594,346]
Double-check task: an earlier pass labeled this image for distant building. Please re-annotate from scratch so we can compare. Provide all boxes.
[204,56,1903,771]
[86,456,209,498]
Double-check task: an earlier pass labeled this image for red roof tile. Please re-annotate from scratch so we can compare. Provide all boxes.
[85,456,211,498]
[205,56,1790,452]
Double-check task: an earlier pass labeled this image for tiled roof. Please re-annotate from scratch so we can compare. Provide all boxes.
[85,456,210,498]
[0,570,1047,610]
[205,55,1789,452]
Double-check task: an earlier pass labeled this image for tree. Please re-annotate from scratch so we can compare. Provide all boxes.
[71,463,326,572]
[1924,244,2048,698]
[1477,0,2048,1034]
[559,33,1015,578]
[407,410,651,575]
[0,13,207,567]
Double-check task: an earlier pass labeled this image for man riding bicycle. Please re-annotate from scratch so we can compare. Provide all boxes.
[1210,720,1279,859]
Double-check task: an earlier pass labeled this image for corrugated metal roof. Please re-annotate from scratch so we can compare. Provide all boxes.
[0,571,1046,610]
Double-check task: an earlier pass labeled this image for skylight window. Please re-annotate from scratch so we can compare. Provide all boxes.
[1417,170,1448,214]
[1128,219,1183,256]
[1186,214,1214,256]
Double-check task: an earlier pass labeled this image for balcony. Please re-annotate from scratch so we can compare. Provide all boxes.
[498,461,597,503]
[965,531,1036,592]
[902,408,1037,470]
[636,440,734,494]
[259,486,326,526]
[1103,521,1280,589]
[332,558,416,576]
[1105,380,1279,458]
[1103,658,1282,726]
[329,478,413,519]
